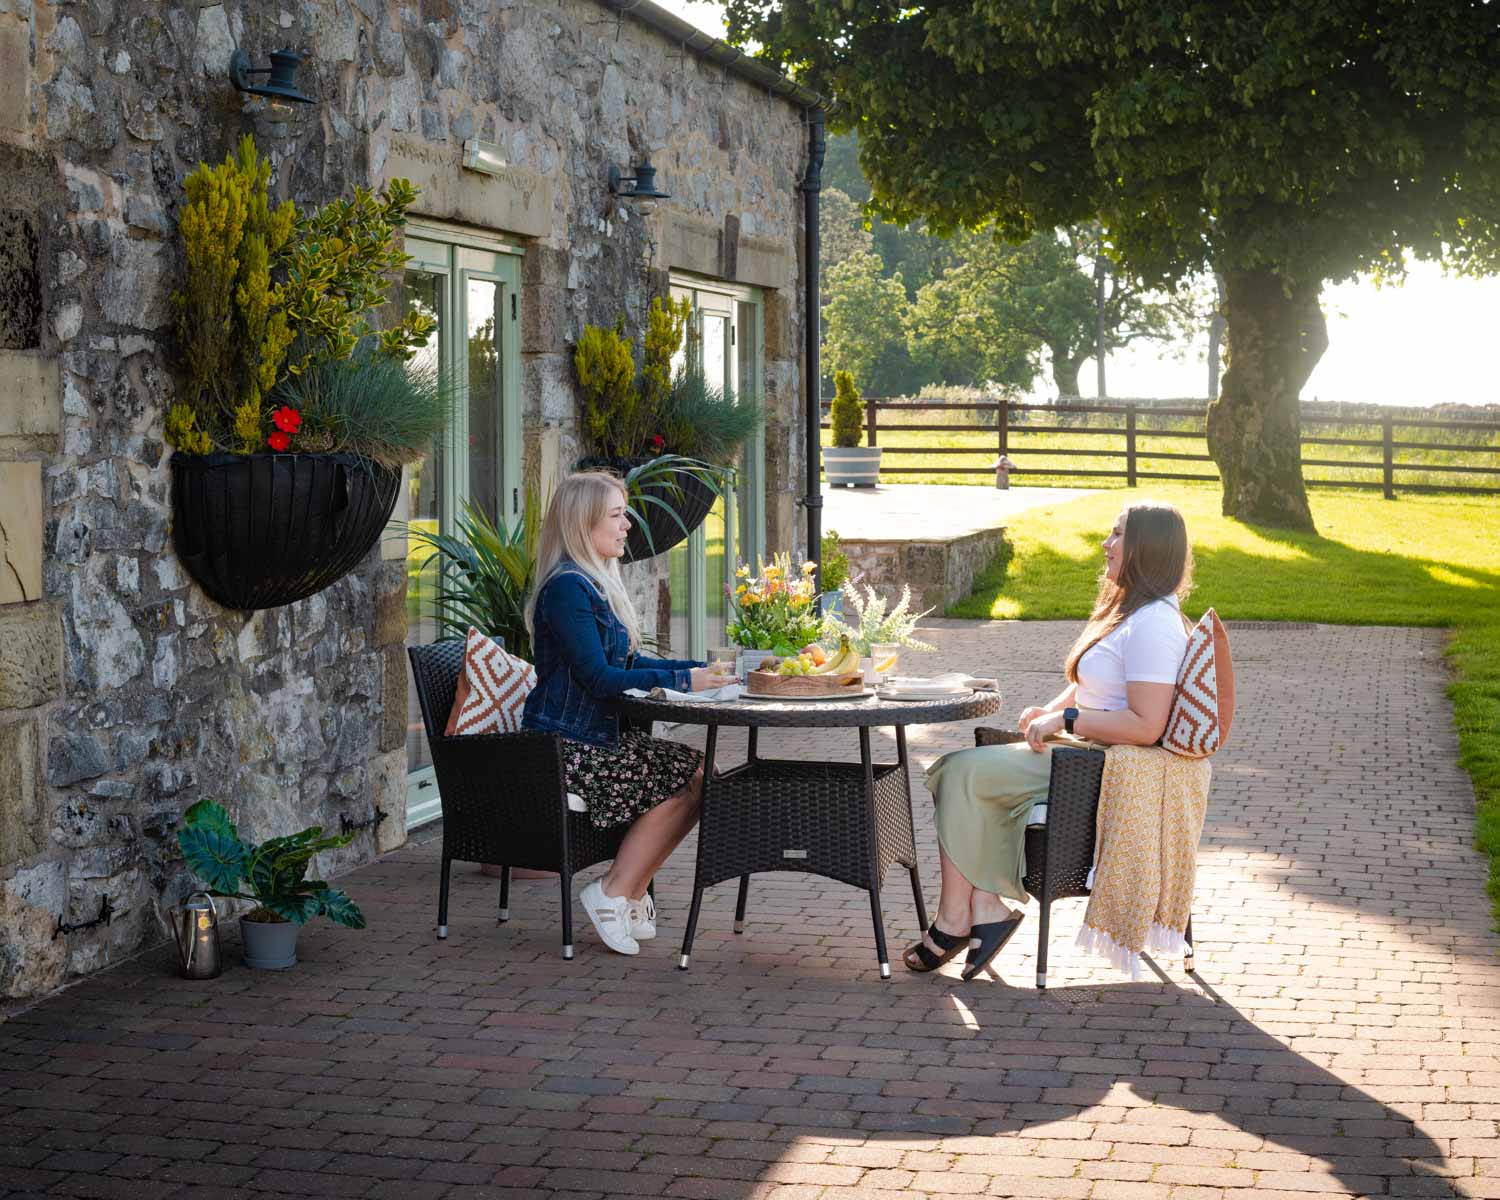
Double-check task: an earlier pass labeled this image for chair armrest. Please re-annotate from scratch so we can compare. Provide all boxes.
[428,731,571,834]
[974,726,1024,747]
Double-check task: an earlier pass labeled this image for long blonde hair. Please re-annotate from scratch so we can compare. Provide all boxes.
[524,470,644,652]
[1063,501,1194,684]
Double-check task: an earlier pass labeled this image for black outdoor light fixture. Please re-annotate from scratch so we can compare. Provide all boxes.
[609,155,671,213]
[229,47,315,105]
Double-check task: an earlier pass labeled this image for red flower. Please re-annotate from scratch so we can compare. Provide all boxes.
[267,430,291,452]
[271,406,302,433]
[651,434,665,450]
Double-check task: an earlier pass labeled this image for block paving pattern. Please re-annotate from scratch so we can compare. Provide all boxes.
[2,620,1497,1199]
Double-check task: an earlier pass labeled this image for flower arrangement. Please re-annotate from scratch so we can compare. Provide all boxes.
[164,135,446,466]
[726,553,825,654]
[824,580,936,657]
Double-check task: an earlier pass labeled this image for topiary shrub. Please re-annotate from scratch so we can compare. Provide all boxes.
[830,369,864,448]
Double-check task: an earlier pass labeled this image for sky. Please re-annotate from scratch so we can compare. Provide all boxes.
[650,0,1500,410]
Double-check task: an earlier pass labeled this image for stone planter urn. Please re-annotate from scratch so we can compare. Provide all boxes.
[823,446,882,488]
[240,914,300,970]
[170,451,401,612]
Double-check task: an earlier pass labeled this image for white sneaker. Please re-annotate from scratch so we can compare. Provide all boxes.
[628,892,657,940]
[580,880,639,955]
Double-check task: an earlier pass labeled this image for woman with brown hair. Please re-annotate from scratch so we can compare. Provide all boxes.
[904,501,1194,980]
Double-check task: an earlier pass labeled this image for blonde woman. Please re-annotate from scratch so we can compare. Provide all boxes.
[521,471,730,956]
[907,501,1193,981]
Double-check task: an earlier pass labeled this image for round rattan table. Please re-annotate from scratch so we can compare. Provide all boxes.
[618,689,1001,978]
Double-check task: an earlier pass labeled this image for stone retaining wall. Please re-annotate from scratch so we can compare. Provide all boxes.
[840,527,1006,616]
[0,0,809,999]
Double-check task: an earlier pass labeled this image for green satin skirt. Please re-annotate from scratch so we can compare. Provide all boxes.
[926,741,1054,901]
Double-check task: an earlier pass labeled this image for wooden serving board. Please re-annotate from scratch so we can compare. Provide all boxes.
[745,670,864,697]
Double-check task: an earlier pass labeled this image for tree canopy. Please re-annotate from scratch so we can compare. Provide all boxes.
[730,0,1500,529]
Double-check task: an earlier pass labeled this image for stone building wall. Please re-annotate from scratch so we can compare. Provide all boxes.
[0,0,811,1000]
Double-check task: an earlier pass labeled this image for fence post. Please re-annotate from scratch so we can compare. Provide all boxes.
[998,398,1008,458]
[1382,412,1394,500]
[1125,405,1138,488]
[866,398,878,447]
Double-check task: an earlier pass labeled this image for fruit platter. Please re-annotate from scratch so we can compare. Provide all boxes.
[745,636,865,698]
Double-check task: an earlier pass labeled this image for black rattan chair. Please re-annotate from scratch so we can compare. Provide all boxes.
[408,639,641,960]
[974,728,1195,989]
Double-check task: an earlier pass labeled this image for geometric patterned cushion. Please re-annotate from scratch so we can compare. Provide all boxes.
[443,627,537,737]
[1160,608,1234,759]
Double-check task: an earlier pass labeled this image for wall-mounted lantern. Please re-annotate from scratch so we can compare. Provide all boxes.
[229,47,315,105]
[608,155,670,215]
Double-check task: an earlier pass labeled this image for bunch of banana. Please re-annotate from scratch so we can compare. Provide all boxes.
[812,635,861,676]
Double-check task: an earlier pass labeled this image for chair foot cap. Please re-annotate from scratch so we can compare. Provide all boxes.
[498,908,509,922]
[733,920,745,934]
[437,925,448,939]
[562,944,574,960]
[1184,954,1195,972]
[678,954,690,970]
[879,962,891,980]
[1036,972,1047,990]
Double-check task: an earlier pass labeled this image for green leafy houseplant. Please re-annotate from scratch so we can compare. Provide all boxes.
[823,580,936,658]
[658,369,764,466]
[175,799,366,928]
[820,530,850,595]
[406,489,542,660]
[829,370,864,449]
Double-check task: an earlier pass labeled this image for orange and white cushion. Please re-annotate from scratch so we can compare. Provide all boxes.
[1160,608,1235,759]
[444,627,537,737]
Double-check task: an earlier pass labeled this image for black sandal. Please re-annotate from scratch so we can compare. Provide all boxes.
[902,922,971,973]
[962,911,1026,982]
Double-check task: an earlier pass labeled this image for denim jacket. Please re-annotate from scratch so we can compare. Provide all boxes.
[521,563,701,747]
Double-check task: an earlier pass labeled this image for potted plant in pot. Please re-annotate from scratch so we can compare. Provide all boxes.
[819,530,850,617]
[175,799,366,970]
[165,136,447,611]
[726,553,826,673]
[823,579,936,684]
[574,297,762,560]
[823,370,881,487]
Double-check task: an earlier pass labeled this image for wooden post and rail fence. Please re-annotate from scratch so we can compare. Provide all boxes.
[819,398,1500,497]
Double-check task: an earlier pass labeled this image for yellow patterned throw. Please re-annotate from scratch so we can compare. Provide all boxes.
[1076,744,1213,979]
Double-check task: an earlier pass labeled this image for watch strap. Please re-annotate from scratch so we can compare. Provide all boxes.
[1063,706,1079,735]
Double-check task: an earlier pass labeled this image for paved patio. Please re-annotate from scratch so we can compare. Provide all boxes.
[821,484,1092,542]
[2,619,1497,1199]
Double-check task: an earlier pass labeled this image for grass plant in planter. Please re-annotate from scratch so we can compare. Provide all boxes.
[176,799,366,970]
[824,370,882,487]
[165,136,448,611]
[574,297,763,561]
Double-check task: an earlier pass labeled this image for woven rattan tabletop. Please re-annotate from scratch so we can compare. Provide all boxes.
[618,689,1001,729]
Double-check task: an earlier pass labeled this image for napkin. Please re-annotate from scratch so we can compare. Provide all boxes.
[881,672,998,692]
[624,683,745,703]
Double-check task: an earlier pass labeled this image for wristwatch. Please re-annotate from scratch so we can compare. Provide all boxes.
[1063,706,1079,736]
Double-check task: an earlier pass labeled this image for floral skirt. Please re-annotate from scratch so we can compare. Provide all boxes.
[562,731,702,830]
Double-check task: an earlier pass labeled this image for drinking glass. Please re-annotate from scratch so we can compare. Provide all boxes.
[708,646,739,681]
[870,643,900,678]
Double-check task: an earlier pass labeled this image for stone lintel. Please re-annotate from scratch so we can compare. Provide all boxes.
[0,460,42,605]
[387,135,552,239]
[0,351,58,442]
[736,234,792,290]
[662,209,722,278]
[662,209,793,291]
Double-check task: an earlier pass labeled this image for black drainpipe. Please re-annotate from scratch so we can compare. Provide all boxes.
[801,107,826,598]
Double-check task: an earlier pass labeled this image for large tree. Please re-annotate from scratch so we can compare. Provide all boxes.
[822,250,927,395]
[727,0,1500,529]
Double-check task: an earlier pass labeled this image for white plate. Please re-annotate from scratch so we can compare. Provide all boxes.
[876,687,973,701]
[740,688,876,703]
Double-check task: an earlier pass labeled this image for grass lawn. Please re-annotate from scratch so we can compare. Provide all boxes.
[949,482,1500,923]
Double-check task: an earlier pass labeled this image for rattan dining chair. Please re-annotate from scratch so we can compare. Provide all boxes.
[973,728,1195,989]
[407,639,641,960]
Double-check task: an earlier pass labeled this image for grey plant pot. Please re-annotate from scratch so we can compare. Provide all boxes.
[240,914,300,970]
[824,446,882,487]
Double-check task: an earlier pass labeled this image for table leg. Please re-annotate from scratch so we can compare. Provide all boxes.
[895,725,928,931]
[860,727,891,979]
[679,724,718,970]
[746,726,759,764]
[734,875,750,934]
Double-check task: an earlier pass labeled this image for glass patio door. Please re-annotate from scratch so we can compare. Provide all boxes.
[404,231,522,829]
[667,280,765,660]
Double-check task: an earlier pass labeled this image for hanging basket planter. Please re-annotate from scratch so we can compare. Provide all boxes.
[170,451,401,612]
[621,460,719,564]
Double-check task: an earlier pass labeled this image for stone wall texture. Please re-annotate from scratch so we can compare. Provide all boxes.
[0,0,811,999]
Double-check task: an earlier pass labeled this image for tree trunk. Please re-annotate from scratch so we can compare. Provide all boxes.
[1051,351,1083,400]
[1206,273,1226,400]
[1205,269,1325,531]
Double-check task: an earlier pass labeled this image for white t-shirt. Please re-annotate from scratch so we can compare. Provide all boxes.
[1074,596,1188,711]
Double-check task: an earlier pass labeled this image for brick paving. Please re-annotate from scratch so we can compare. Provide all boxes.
[2,619,1497,1199]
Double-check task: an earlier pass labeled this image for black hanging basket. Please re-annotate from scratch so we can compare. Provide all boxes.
[170,451,402,612]
[621,462,719,564]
